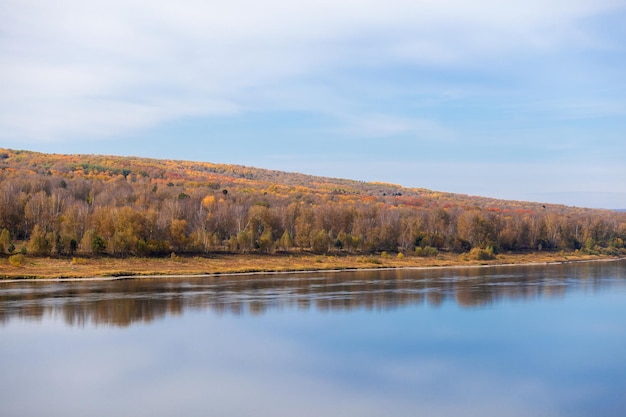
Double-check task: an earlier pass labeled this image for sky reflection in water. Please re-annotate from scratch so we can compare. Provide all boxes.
[1,261,625,417]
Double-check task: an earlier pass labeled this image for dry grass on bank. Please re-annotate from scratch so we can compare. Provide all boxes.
[0,251,617,280]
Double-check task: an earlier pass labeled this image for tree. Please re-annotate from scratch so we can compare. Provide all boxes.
[258,229,274,253]
[457,211,494,249]
[91,234,107,254]
[294,207,314,250]
[81,230,107,254]
[0,229,10,253]
[28,225,50,256]
[311,229,331,254]
[236,230,253,253]
[0,180,27,239]
[278,230,293,252]
[169,219,188,252]
[54,232,64,256]
[69,239,78,256]
[24,190,52,232]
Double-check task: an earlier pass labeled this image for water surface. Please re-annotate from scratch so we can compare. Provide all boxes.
[1,261,625,417]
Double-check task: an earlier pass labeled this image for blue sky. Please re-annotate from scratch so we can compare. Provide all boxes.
[1,0,626,208]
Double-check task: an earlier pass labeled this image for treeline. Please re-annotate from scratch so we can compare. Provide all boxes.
[1,150,626,259]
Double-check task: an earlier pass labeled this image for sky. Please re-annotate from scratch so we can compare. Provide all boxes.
[1,0,626,208]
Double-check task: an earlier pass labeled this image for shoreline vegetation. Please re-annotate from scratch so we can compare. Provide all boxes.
[2,149,626,282]
[1,251,624,281]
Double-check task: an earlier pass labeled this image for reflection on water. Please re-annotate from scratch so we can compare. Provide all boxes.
[2,260,626,417]
[2,260,625,327]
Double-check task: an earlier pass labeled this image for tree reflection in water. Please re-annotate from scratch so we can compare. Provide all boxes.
[1,261,624,327]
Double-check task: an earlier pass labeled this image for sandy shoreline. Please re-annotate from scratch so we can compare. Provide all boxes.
[2,255,624,284]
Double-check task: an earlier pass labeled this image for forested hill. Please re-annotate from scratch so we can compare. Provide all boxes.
[0,148,598,211]
[1,148,625,258]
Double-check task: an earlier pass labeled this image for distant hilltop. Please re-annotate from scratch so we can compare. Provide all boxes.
[0,148,625,258]
[0,148,603,212]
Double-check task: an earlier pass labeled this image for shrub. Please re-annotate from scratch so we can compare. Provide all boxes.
[468,247,495,261]
[358,256,382,265]
[397,252,405,259]
[600,246,619,256]
[9,254,26,267]
[71,257,87,265]
[416,246,438,257]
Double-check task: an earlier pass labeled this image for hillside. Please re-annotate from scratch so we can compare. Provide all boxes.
[0,148,602,212]
[1,148,625,258]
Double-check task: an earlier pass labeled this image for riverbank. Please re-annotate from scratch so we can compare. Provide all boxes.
[1,251,624,281]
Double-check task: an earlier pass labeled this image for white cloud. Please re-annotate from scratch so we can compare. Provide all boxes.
[1,0,624,141]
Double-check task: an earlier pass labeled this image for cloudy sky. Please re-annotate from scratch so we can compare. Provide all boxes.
[2,0,626,208]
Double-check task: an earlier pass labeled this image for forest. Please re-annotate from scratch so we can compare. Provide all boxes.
[1,148,625,260]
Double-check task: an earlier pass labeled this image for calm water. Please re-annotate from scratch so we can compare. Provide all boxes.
[1,261,626,417]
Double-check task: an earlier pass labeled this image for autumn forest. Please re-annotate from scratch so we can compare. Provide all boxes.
[1,148,625,261]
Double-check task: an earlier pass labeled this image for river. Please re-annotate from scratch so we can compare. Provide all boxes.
[1,260,625,417]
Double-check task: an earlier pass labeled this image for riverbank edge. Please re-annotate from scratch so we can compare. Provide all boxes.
[1,253,625,283]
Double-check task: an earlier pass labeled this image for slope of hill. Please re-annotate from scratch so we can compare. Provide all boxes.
[1,148,625,258]
[0,148,599,212]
